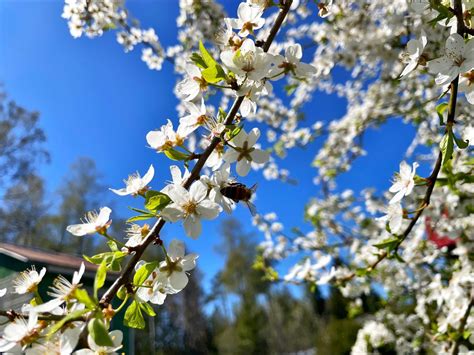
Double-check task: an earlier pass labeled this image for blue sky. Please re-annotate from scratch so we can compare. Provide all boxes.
[0,0,417,294]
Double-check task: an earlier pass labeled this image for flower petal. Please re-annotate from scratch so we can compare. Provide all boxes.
[250,149,270,164]
[184,216,201,239]
[168,239,185,259]
[189,181,208,203]
[142,165,155,186]
[170,271,188,290]
[236,159,251,177]
[196,200,220,220]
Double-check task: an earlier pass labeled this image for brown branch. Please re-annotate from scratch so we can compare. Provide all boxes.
[99,0,294,308]
[0,309,85,322]
[450,292,474,355]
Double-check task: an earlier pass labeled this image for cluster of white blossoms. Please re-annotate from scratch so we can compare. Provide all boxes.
[2,0,473,353]
[62,0,165,70]
[0,1,321,353]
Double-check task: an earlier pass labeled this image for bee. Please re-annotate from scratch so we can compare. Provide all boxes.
[220,182,258,216]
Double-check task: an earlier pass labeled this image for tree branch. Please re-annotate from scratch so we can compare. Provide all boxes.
[450,292,474,355]
[339,0,464,283]
[99,0,293,308]
[0,309,85,322]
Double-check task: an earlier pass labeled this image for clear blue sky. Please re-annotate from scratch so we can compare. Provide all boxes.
[0,0,418,293]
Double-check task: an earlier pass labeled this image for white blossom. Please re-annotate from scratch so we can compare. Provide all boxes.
[110,165,154,196]
[158,239,198,290]
[223,128,270,176]
[176,64,206,101]
[270,44,317,79]
[400,30,427,78]
[377,202,404,233]
[428,34,474,86]
[74,330,123,355]
[66,207,112,236]
[178,99,208,136]
[30,263,85,313]
[0,312,41,352]
[14,266,47,294]
[229,2,265,37]
[161,181,221,238]
[389,161,419,204]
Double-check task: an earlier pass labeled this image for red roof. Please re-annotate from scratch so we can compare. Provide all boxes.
[0,242,100,273]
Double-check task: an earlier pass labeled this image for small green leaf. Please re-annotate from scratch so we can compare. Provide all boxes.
[453,133,469,149]
[285,83,298,95]
[139,302,156,317]
[47,309,89,337]
[88,318,113,347]
[84,251,126,272]
[355,268,369,277]
[75,288,97,309]
[126,213,155,223]
[117,285,127,300]
[124,301,145,329]
[436,102,448,126]
[199,40,217,68]
[94,261,107,299]
[133,262,159,286]
[440,129,454,167]
[145,191,171,212]
[202,64,226,84]
[228,125,243,140]
[190,53,207,69]
[373,237,400,251]
[107,240,119,252]
[164,148,190,161]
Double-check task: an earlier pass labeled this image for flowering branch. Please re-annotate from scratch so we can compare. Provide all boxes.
[99,0,294,308]
[340,0,467,283]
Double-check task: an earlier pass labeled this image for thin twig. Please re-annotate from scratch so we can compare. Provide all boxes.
[450,292,474,355]
[0,309,85,322]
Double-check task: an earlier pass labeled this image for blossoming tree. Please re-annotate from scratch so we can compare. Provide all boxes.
[0,0,473,353]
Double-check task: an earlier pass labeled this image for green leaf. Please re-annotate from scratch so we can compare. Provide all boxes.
[126,213,155,223]
[133,261,159,286]
[75,288,97,309]
[88,318,114,347]
[84,251,127,272]
[129,207,153,214]
[199,40,217,68]
[190,52,207,69]
[94,261,107,299]
[145,191,171,212]
[124,301,145,329]
[198,41,226,83]
[391,251,406,263]
[436,102,448,126]
[285,83,298,95]
[47,309,89,337]
[228,125,243,140]
[440,129,454,167]
[355,268,369,277]
[107,240,119,252]
[202,64,226,84]
[373,237,400,251]
[139,302,156,317]
[164,148,190,161]
[453,133,469,149]
[117,285,127,300]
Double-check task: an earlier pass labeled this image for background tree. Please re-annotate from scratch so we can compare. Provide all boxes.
[0,91,48,186]
[54,157,105,254]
